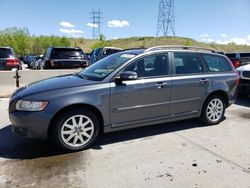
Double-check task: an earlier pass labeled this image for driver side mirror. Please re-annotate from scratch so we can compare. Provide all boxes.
[115,71,138,85]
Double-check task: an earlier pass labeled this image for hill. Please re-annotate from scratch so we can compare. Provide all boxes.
[71,36,250,53]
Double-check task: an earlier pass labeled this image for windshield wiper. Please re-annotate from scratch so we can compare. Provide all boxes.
[74,73,87,79]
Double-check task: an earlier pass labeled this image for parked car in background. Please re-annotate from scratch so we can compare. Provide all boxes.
[0,47,21,70]
[23,55,35,68]
[9,46,238,151]
[42,47,88,69]
[31,55,43,69]
[237,64,250,97]
[225,52,250,68]
[90,47,123,65]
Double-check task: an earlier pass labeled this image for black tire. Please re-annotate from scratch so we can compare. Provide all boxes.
[200,95,226,125]
[52,108,100,152]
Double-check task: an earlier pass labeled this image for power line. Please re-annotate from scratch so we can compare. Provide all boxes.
[156,0,176,37]
[90,10,103,39]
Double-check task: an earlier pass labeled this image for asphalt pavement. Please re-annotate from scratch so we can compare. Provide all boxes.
[0,98,250,188]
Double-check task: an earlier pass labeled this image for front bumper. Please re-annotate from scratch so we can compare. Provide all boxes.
[239,79,250,95]
[9,110,51,139]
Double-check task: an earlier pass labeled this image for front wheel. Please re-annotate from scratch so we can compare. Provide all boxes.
[52,109,100,151]
[201,95,225,125]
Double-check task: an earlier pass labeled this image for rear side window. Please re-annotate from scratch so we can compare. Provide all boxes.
[202,54,232,72]
[0,49,12,58]
[51,49,84,59]
[174,53,204,75]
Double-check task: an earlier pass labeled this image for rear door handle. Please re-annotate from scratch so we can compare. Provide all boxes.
[200,78,210,83]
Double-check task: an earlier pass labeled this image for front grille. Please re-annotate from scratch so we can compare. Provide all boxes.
[242,71,250,78]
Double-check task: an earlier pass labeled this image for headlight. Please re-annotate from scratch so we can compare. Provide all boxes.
[16,100,48,111]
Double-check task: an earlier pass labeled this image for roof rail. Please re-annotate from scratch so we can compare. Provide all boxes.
[144,45,216,53]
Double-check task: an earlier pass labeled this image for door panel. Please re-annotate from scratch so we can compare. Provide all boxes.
[171,52,208,116]
[110,78,171,127]
[110,53,171,127]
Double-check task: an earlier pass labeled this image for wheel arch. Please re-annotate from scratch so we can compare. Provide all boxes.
[203,90,229,108]
[47,103,104,139]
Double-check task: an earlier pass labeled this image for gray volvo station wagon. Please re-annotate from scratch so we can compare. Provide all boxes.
[9,46,239,151]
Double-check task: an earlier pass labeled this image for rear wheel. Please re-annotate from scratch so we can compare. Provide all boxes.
[52,109,100,151]
[201,95,225,125]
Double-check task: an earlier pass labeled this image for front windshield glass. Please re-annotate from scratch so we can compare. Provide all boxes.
[79,52,136,81]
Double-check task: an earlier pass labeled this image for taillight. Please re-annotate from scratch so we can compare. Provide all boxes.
[232,60,240,68]
[235,70,240,86]
[6,58,19,67]
[49,59,55,67]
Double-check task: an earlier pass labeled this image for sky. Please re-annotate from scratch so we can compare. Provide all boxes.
[0,0,250,45]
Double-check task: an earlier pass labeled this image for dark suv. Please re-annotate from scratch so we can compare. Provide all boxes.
[225,52,250,68]
[90,47,123,65]
[9,46,238,151]
[42,47,88,69]
[0,47,21,70]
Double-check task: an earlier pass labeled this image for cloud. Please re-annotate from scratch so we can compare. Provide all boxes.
[247,35,250,41]
[86,23,98,28]
[60,21,75,28]
[200,34,209,38]
[59,28,83,34]
[207,38,215,42]
[107,20,130,28]
[201,36,250,45]
[228,37,249,45]
[220,34,227,38]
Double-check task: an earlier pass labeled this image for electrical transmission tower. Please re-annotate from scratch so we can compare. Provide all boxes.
[156,0,175,37]
[90,10,102,39]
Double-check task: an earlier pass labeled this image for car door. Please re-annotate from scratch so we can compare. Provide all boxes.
[110,53,172,128]
[170,52,209,116]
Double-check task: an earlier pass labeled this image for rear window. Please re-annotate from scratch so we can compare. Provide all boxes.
[225,53,237,59]
[0,48,12,58]
[202,54,232,72]
[51,49,84,59]
[240,53,250,58]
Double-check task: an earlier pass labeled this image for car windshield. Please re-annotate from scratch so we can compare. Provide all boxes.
[79,52,136,81]
[0,49,12,58]
[51,49,84,59]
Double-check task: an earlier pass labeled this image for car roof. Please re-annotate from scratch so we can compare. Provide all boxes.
[0,47,12,50]
[119,49,145,55]
[49,47,82,50]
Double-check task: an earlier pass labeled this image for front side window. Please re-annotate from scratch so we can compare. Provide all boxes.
[202,54,232,72]
[174,53,203,75]
[124,54,169,78]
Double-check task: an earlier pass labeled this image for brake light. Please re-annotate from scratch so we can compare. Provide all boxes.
[6,58,19,67]
[232,60,240,68]
[49,59,55,67]
[235,70,240,86]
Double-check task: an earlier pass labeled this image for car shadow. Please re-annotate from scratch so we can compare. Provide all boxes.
[235,97,250,108]
[0,118,216,160]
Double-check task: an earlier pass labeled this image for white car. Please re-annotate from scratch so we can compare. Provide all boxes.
[237,64,250,97]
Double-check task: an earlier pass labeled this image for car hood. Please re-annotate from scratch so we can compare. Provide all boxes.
[237,64,250,71]
[14,74,98,97]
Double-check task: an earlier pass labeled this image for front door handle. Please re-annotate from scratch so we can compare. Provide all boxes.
[155,81,168,88]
